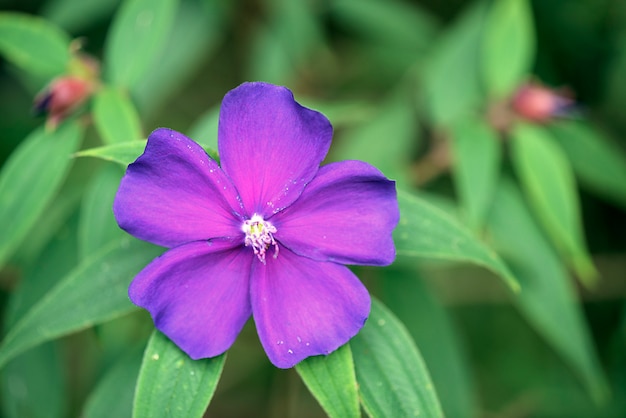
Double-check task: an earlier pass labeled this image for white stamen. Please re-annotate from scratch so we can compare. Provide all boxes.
[242,214,278,263]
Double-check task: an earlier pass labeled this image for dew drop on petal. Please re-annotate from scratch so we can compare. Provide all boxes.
[288,349,293,354]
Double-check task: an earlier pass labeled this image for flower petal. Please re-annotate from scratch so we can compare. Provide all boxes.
[114,128,244,248]
[129,240,252,360]
[218,82,332,217]
[250,247,370,368]
[272,160,399,266]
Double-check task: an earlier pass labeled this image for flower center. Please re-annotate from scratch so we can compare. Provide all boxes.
[242,214,278,263]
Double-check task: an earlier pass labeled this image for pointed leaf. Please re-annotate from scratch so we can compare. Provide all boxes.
[450,116,501,229]
[0,239,162,369]
[482,0,535,97]
[93,86,143,144]
[394,190,519,291]
[0,12,70,77]
[424,1,487,126]
[487,180,609,403]
[104,0,178,88]
[351,299,444,418]
[133,331,225,418]
[296,344,360,418]
[0,122,83,268]
[511,123,597,285]
[548,120,626,209]
[382,271,475,418]
[74,141,219,166]
[333,93,418,183]
[78,164,127,260]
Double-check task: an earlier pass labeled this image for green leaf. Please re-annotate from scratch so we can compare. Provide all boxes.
[351,299,444,418]
[132,0,225,114]
[296,344,360,418]
[394,190,519,292]
[104,0,178,88]
[78,164,127,260]
[511,123,597,285]
[0,343,66,418]
[548,120,626,209]
[93,87,143,144]
[331,0,438,51]
[486,179,609,403]
[42,0,120,33]
[482,0,535,97]
[75,141,147,166]
[83,347,143,418]
[423,1,487,126]
[0,238,162,369]
[0,121,83,269]
[0,12,70,77]
[381,270,475,418]
[133,331,225,418]
[332,92,418,183]
[450,115,501,229]
[75,141,219,166]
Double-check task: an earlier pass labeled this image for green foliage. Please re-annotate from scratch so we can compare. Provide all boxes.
[351,299,444,418]
[133,331,225,418]
[0,0,624,416]
[482,0,535,97]
[296,344,360,418]
[394,190,519,292]
[511,123,597,284]
[104,0,178,88]
[0,122,83,268]
[0,12,70,78]
[93,87,143,144]
[0,239,162,368]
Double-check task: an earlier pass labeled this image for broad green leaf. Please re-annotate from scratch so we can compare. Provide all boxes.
[482,0,535,97]
[42,0,120,33]
[381,270,475,418]
[104,0,177,88]
[93,87,143,144]
[332,92,418,183]
[0,343,65,418]
[0,12,70,77]
[133,331,225,418]
[75,141,219,166]
[450,116,501,229]
[548,120,626,209]
[351,299,444,418]
[394,190,519,291]
[133,0,225,114]
[75,141,147,166]
[331,0,437,51]
[424,1,487,126]
[511,123,597,285]
[487,180,609,403]
[83,347,143,418]
[0,121,83,268]
[267,0,324,68]
[247,24,295,85]
[296,344,360,418]
[0,238,162,369]
[78,164,126,260]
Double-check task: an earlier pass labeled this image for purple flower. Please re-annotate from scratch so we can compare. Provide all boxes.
[113,82,399,368]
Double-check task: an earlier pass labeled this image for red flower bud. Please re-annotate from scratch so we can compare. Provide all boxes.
[33,76,95,130]
[511,82,573,123]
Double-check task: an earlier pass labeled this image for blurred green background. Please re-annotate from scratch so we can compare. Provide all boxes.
[0,0,625,417]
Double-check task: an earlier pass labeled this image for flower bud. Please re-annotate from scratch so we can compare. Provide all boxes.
[511,82,573,123]
[33,76,95,130]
